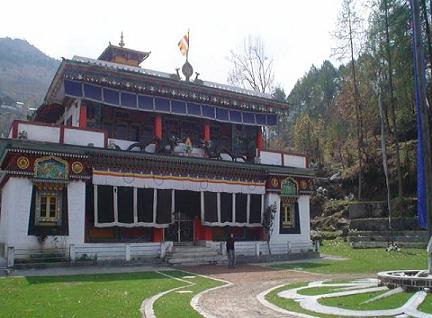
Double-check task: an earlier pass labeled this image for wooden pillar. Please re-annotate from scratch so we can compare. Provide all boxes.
[203,227,213,240]
[203,121,210,141]
[153,228,164,242]
[154,115,162,139]
[256,128,264,151]
[79,103,87,128]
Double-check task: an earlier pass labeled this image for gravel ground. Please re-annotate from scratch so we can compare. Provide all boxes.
[183,264,367,318]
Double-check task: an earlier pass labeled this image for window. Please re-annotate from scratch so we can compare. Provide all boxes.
[281,204,295,228]
[279,199,300,234]
[35,191,62,226]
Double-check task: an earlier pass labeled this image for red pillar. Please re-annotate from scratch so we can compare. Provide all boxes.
[203,227,213,240]
[203,121,210,141]
[153,228,164,242]
[154,115,162,139]
[79,103,87,128]
[256,128,264,151]
[153,116,163,242]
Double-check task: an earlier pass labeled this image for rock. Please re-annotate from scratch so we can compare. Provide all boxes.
[329,172,341,181]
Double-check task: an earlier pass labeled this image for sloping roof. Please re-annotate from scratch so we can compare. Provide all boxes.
[0,138,315,178]
[97,44,151,64]
[72,56,274,99]
[44,57,289,115]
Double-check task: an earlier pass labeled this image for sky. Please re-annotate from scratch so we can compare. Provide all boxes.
[0,0,343,94]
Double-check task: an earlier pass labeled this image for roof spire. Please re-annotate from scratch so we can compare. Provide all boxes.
[119,32,125,47]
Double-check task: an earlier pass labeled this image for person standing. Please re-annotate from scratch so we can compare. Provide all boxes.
[226,233,235,268]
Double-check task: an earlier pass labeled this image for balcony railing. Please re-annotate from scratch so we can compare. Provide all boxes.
[8,120,307,168]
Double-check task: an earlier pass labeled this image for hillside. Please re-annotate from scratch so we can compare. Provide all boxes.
[0,37,59,107]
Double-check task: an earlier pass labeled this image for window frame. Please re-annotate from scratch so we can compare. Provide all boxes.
[35,190,62,226]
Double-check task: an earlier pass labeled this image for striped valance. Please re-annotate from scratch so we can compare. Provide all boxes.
[92,169,265,195]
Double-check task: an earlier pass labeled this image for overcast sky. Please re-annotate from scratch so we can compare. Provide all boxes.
[1,0,343,93]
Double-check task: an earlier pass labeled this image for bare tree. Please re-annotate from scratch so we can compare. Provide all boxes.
[333,0,366,200]
[383,0,404,197]
[227,36,275,94]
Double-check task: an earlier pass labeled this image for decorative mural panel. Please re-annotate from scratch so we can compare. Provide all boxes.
[34,156,69,181]
[266,175,314,195]
[280,177,298,196]
[3,150,90,180]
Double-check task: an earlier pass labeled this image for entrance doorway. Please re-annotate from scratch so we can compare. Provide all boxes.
[165,190,201,243]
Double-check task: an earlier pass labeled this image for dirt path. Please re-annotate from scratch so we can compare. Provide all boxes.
[184,264,368,318]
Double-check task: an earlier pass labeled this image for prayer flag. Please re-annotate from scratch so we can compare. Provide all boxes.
[178,33,189,56]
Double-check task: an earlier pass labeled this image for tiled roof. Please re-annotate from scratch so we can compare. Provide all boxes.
[71,56,273,100]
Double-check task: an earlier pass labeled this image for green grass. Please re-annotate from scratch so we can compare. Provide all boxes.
[319,290,415,310]
[265,283,339,318]
[0,270,198,318]
[153,271,224,318]
[298,285,347,296]
[266,281,432,317]
[272,238,427,273]
[419,294,432,313]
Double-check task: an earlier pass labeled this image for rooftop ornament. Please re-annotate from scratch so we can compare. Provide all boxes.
[119,31,125,48]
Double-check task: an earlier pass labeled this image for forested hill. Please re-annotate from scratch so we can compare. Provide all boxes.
[274,0,420,200]
[0,38,59,107]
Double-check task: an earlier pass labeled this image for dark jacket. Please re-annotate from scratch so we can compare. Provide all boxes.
[226,237,235,251]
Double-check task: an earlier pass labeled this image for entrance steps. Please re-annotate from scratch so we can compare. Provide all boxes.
[166,245,226,266]
[0,256,8,276]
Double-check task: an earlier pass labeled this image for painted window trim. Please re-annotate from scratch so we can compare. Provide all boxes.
[35,190,62,226]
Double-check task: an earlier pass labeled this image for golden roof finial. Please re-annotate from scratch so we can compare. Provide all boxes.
[119,32,125,47]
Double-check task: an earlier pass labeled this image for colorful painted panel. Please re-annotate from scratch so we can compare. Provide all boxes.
[266,176,314,195]
[34,156,69,181]
[280,177,298,196]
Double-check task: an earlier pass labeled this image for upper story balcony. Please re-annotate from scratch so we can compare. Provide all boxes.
[8,119,308,169]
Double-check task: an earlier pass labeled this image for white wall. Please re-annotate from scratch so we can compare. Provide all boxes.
[67,181,86,245]
[283,154,307,168]
[0,178,86,250]
[267,193,311,245]
[59,101,80,127]
[260,151,282,165]
[0,178,16,245]
[64,128,105,148]
[19,123,60,143]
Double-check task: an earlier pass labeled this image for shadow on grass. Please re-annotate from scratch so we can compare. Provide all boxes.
[24,271,171,285]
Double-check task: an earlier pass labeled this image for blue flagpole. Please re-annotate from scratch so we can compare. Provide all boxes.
[409,0,432,234]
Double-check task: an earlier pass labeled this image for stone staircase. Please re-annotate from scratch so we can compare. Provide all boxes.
[166,244,226,266]
[347,230,429,249]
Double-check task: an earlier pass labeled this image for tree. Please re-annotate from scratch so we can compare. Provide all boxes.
[333,0,366,199]
[227,36,275,94]
[262,202,277,255]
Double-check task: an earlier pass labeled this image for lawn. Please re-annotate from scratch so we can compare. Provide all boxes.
[153,271,223,318]
[267,240,431,317]
[265,283,339,318]
[271,238,427,273]
[266,281,432,317]
[0,270,221,318]
[319,290,415,311]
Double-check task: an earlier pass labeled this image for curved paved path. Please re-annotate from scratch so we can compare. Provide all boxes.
[183,264,364,318]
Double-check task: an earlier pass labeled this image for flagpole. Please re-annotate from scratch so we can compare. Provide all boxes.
[186,29,190,61]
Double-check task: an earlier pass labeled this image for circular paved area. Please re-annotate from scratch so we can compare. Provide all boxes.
[184,264,368,318]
